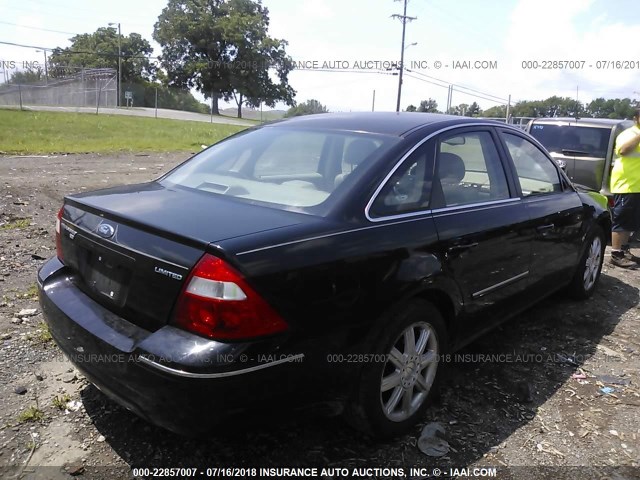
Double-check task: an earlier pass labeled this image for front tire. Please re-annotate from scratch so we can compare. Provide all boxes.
[568,225,605,299]
[344,300,446,437]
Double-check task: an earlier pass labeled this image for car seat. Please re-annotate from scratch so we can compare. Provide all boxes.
[438,152,474,206]
[334,139,379,188]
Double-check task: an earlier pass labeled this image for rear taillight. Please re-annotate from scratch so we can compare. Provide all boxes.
[608,196,615,209]
[55,206,64,261]
[172,254,288,341]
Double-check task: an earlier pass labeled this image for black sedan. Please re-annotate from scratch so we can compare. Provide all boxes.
[38,112,609,437]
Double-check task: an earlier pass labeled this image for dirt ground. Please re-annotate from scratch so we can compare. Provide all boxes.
[1,153,639,480]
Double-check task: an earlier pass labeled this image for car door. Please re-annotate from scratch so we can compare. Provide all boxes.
[498,130,584,295]
[430,127,533,339]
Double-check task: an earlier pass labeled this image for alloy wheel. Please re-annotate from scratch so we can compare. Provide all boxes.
[583,235,602,291]
[380,321,439,422]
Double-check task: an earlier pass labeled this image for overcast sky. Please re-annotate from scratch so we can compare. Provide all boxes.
[1,0,640,113]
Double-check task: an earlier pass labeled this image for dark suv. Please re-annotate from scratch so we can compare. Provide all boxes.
[526,117,633,198]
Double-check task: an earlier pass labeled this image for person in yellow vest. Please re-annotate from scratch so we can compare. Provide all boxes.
[610,108,640,268]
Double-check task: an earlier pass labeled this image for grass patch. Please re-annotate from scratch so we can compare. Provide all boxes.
[0,218,30,230]
[18,406,45,423]
[0,109,246,154]
[37,322,52,343]
[27,322,53,344]
[52,393,71,410]
[19,284,38,300]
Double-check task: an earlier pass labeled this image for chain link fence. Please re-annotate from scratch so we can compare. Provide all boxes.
[0,66,117,110]
[0,63,271,124]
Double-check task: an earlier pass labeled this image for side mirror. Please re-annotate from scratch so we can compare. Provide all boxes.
[554,158,567,171]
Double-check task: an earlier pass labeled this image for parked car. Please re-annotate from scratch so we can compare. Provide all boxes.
[526,117,634,200]
[38,112,610,438]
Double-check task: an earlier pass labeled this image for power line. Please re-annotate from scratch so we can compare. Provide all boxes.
[0,40,51,50]
[450,87,507,105]
[0,21,79,36]
[406,68,509,103]
[403,72,507,105]
[403,72,448,89]
[0,40,160,60]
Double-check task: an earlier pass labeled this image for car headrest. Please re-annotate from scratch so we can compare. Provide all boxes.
[438,152,465,184]
[344,139,378,166]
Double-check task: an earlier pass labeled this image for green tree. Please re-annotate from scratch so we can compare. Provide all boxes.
[49,27,156,83]
[405,104,417,112]
[467,101,481,117]
[512,100,547,118]
[284,99,328,117]
[8,67,45,84]
[512,96,585,118]
[154,0,295,118]
[47,27,211,112]
[417,98,439,113]
[575,97,636,119]
[482,105,507,118]
[586,98,613,118]
[448,103,469,116]
[542,96,584,117]
[611,98,636,119]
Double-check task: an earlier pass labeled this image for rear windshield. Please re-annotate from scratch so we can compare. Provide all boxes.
[160,127,398,211]
[529,124,610,158]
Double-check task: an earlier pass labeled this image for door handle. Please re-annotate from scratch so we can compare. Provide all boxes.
[536,224,555,232]
[447,242,479,254]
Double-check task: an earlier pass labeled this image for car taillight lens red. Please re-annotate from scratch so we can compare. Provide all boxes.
[55,206,64,261]
[172,254,288,341]
[608,196,615,209]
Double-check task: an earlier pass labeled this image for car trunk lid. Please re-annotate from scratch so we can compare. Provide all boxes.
[58,182,306,330]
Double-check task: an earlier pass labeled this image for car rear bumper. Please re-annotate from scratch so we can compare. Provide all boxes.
[37,257,307,435]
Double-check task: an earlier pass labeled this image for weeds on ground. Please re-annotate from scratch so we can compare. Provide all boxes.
[0,219,30,230]
[18,406,44,423]
[17,284,38,300]
[52,394,71,410]
[27,322,53,344]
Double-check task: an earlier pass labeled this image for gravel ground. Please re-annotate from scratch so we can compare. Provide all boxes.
[1,153,639,480]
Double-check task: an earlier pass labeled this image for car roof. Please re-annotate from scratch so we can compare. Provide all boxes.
[529,117,634,128]
[265,112,508,137]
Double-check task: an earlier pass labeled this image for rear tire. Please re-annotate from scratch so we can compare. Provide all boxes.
[344,300,446,438]
[567,225,605,299]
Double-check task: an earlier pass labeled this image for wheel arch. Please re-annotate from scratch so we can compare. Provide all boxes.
[414,288,457,351]
[597,211,612,245]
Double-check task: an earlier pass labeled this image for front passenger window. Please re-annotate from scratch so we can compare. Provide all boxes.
[436,131,509,207]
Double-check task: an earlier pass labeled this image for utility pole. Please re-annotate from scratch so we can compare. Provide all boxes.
[372,89,376,112]
[36,49,49,85]
[392,0,416,112]
[109,22,122,107]
[505,94,511,123]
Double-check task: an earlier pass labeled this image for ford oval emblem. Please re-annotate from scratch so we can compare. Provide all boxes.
[97,223,115,239]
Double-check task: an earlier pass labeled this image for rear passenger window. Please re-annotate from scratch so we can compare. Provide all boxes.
[369,145,433,218]
[503,133,562,196]
[436,131,509,207]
